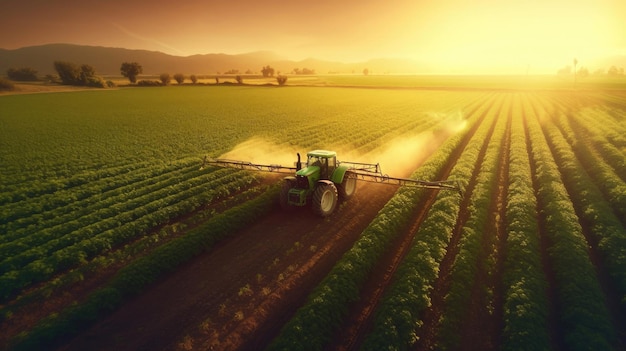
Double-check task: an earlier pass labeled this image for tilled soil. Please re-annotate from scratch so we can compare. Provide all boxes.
[59,182,399,351]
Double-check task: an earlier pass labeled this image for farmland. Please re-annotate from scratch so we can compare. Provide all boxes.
[1,76,625,350]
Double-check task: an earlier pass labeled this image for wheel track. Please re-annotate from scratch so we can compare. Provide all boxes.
[326,92,496,351]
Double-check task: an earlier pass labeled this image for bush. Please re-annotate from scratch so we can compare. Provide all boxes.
[7,67,38,81]
[0,78,15,91]
[84,76,106,88]
[137,80,162,87]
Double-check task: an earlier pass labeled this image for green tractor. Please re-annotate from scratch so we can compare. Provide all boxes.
[203,149,460,217]
[281,150,357,217]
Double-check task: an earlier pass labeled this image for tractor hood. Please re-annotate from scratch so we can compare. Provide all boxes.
[296,165,320,177]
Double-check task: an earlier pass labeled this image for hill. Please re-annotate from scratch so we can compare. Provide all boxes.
[0,43,425,76]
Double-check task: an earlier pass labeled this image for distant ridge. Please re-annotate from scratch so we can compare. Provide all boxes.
[0,43,425,76]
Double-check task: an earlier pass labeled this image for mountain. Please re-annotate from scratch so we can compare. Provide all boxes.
[0,43,425,76]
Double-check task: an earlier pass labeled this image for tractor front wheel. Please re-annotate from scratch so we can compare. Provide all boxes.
[312,182,338,217]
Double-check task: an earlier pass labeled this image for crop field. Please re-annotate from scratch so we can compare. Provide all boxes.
[1,78,625,350]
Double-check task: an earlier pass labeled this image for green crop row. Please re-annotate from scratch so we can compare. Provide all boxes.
[544,113,626,310]
[7,185,279,351]
[361,102,500,351]
[435,96,509,349]
[501,95,550,350]
[551,112,626,220]
[0,161,204,241]
[525,98,617,350]
[0,168,250,272]
[567,110,626,179]
[0,171,259,302]
[266,93,493,351]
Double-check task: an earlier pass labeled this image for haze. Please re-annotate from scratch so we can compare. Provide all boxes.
[2,0,625,74]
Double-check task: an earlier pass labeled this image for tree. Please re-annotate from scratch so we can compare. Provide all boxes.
[159,73,171,85]
[190,74,198,84]
[235,75,243,84]
[363,68,369,76]
[54,61,81,85]
[261,65,275,77]
[53,61,104,87]
[277,75,288,85]
[79,64,96,85]
[7,67,38,81]
[173,73,185,84]
[608,66,624,77]
[120,62,143,83]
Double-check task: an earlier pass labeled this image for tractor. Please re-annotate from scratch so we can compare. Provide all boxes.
[202,149,460,217]
[281,150,356,216]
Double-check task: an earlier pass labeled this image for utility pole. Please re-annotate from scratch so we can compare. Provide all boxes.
[573,58,578,89]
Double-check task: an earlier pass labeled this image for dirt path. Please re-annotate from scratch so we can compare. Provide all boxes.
[59,181,398,351]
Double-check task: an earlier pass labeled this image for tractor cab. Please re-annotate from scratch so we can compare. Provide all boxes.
[306,150,337,179]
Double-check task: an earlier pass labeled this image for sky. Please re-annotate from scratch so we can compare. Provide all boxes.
[1,0,625,74]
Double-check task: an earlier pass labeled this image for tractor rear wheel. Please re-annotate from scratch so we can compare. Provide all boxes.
[338,171,357,199]
[280,179,295,211]
[312,182,338,217]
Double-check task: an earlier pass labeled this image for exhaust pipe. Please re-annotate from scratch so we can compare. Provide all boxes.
[296,153,302,171]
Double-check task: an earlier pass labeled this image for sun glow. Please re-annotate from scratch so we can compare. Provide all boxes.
[399,0,623,73]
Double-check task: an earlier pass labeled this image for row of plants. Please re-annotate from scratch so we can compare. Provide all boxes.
[1,160,203,236]
[361,100,500,351]
[7,185,280,351]
[266,93,496,351]
[500,96,551,350]
[524,97,617,350]
[543,109,626,310]
[0,168,249,270]
[0,184,269,347]
[551,111,626,221]
[434,97,509,349]
[0,170,260,302]
[567,110,626,179]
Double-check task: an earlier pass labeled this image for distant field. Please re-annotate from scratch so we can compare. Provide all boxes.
[1,79,625,350]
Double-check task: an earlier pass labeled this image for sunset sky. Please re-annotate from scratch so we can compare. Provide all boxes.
[1,0,625,74]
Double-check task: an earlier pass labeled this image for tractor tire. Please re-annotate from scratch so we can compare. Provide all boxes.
[312,182,338,217]
[280,179,295,211]
[338,171,357,199]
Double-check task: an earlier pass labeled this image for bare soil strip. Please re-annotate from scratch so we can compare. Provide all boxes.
[59,181,398,351]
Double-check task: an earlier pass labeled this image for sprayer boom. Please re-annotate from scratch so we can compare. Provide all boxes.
[201,156,297,174]
[202,154,462,196]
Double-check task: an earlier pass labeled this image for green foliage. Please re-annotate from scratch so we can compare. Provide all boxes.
[159,73,171,85]
[173,73,185,84]
[7,187,278,350]
[120,62,143,83]
[137,79,161,86]
[526,104,617,350]
[52,61,104,87]
[277,75,288,85]
[7,67,38,81]
[501,100,550,351]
